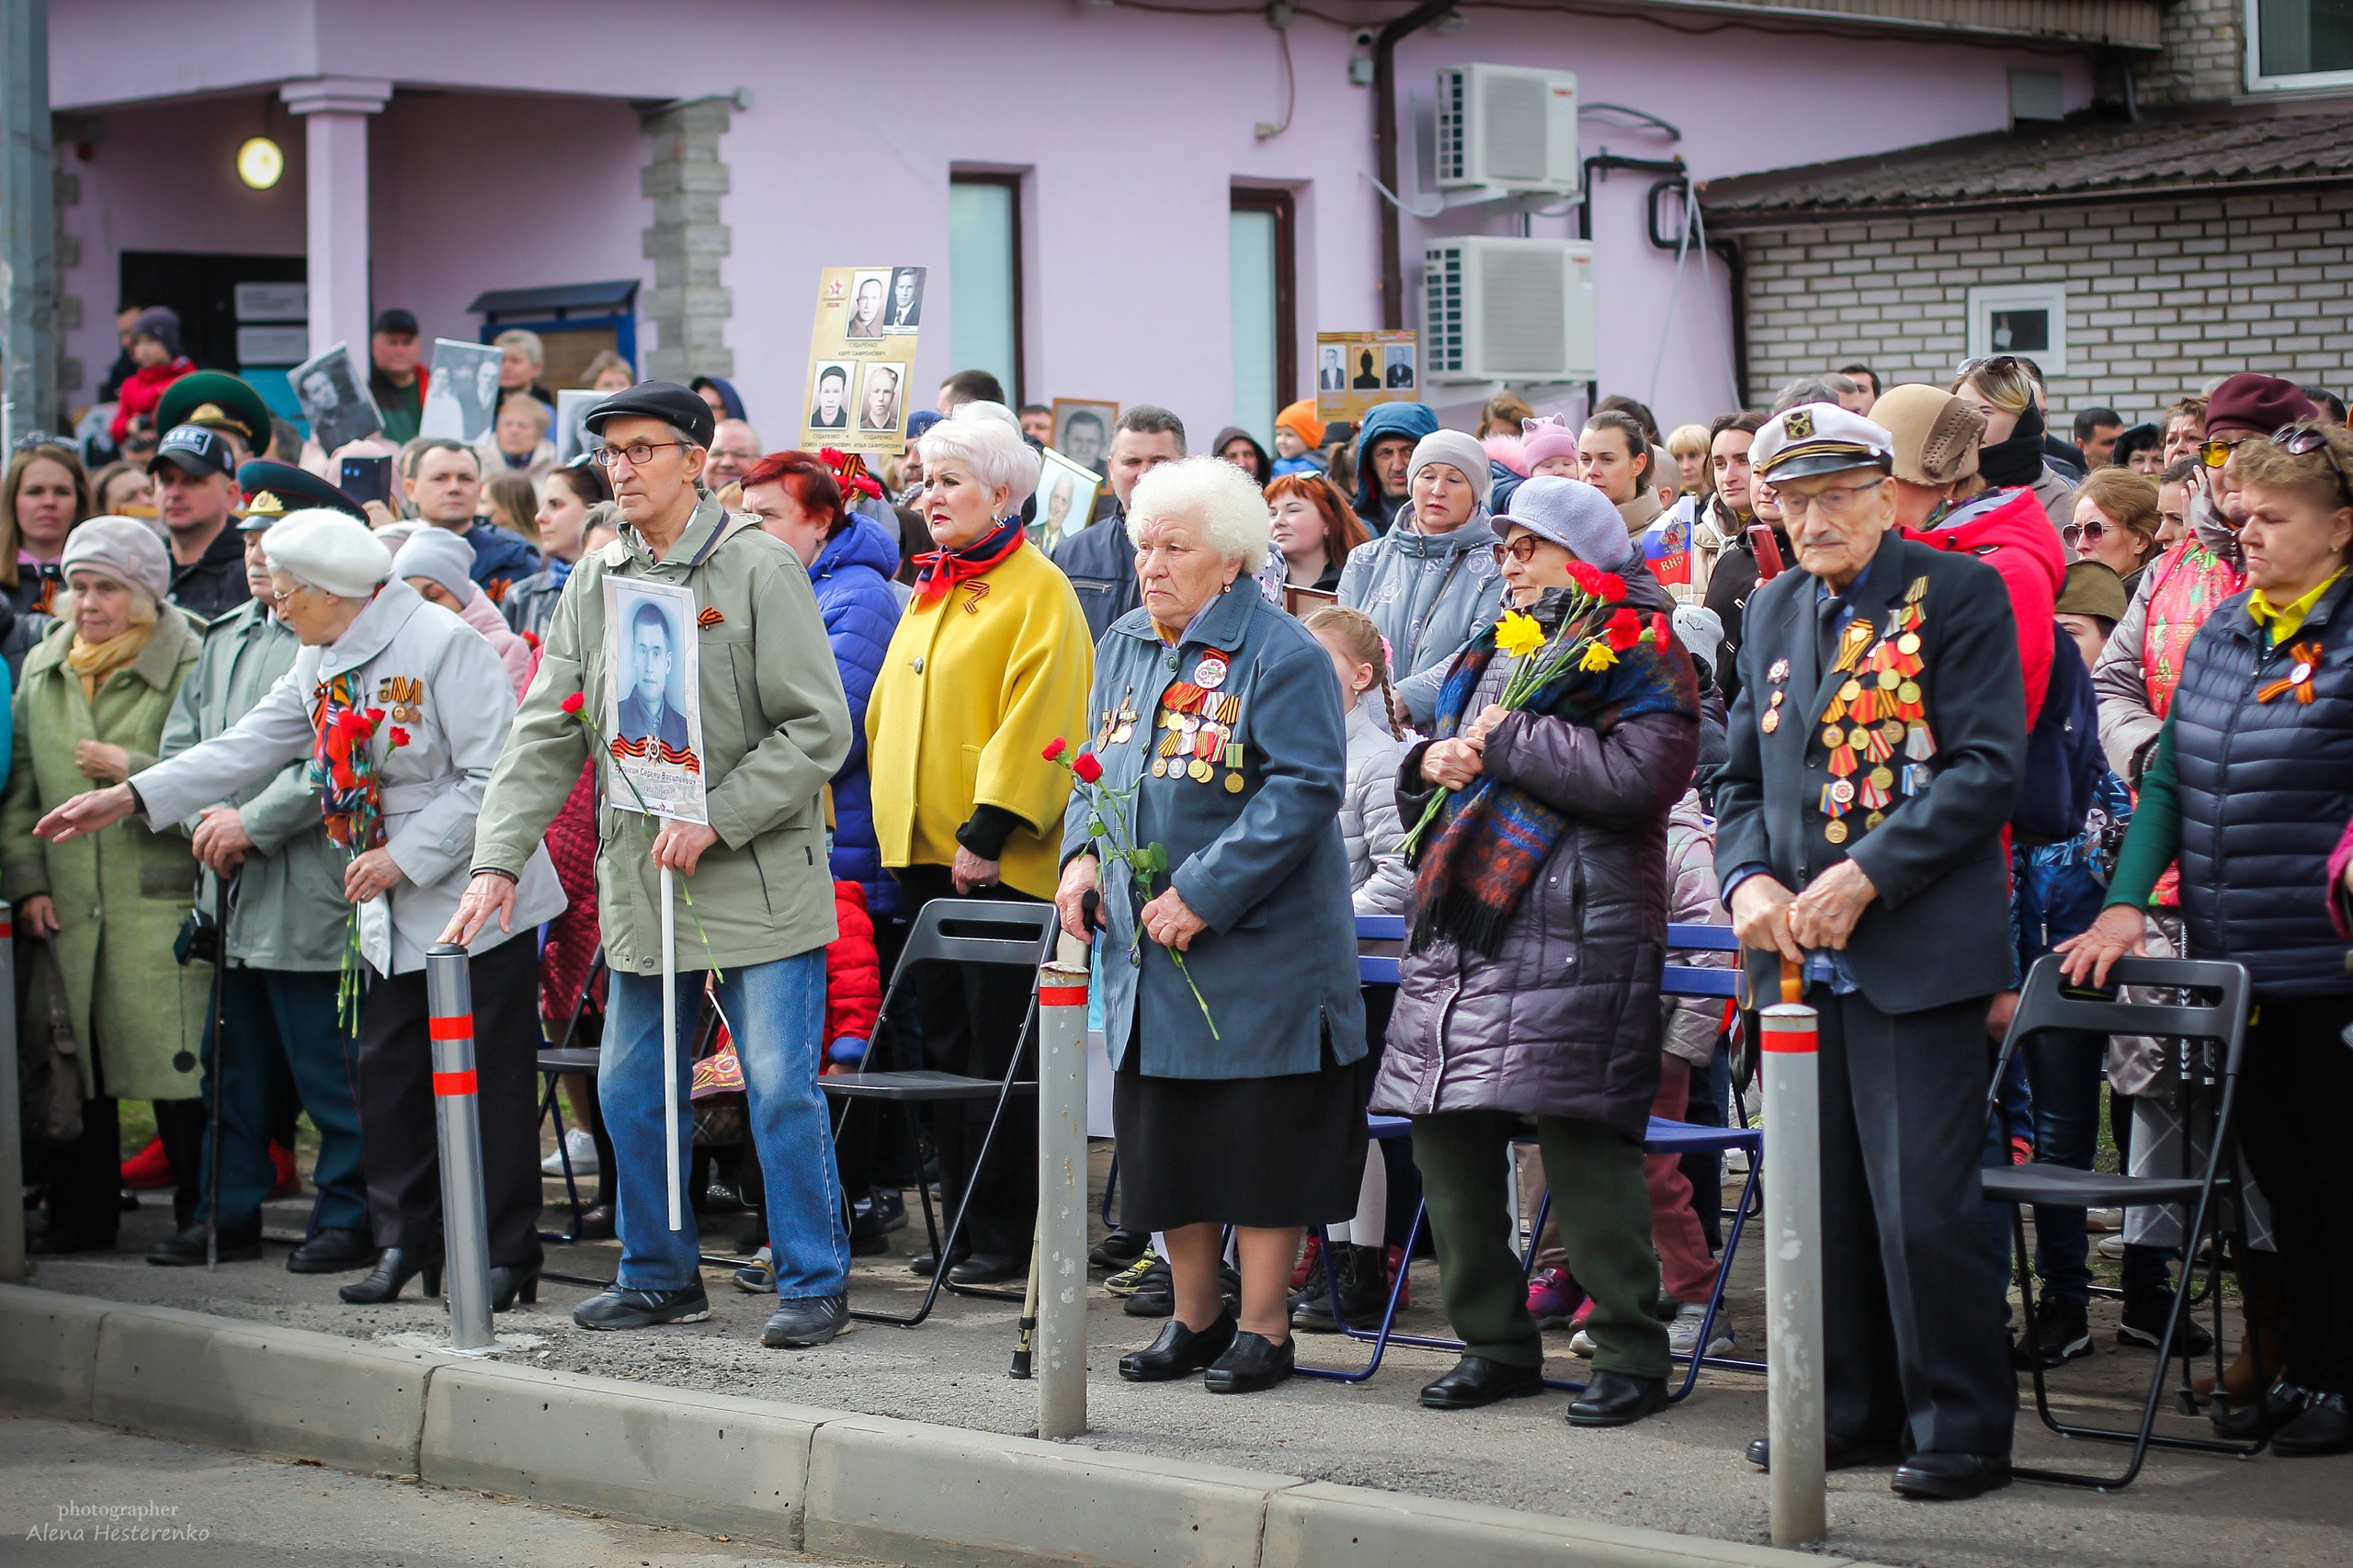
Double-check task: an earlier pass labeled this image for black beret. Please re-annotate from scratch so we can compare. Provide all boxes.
[235,459,367,526]
[584,381,714,449]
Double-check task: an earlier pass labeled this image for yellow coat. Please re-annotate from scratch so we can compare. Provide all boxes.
[866,542,1094,900]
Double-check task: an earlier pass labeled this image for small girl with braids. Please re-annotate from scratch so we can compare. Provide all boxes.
[1302,605,1412,915]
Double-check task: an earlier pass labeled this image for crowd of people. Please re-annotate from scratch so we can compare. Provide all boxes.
[9,308,2352,1495]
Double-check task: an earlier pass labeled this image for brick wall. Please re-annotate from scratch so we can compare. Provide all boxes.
[1737,187,2353,422]
[2136,0,2242,104]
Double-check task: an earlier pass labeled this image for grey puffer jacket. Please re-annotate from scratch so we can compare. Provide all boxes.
[1336,503,1501,726]
[1371,595,1700,1139]
[1340,693,1412,915]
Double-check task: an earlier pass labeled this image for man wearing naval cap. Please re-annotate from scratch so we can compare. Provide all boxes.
[1712,402,2028,1500]
[143,460,375,1270]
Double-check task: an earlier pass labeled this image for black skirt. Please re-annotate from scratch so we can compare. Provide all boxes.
[1111,1015,1370,1233]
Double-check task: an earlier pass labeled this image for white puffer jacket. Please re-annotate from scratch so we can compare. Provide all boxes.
[1341,693,1413,916]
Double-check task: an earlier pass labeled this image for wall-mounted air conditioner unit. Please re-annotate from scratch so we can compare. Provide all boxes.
[1435,64,1579,196]
[1423,236,1596,384]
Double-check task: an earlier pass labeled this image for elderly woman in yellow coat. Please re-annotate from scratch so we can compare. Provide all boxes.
[865,404,1093,1284]
[0,519,209,1255]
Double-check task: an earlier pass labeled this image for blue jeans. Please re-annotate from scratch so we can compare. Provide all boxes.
[2023,1028,2108,1305]
[603,949,847,1298]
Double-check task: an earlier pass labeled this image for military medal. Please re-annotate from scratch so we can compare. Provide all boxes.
[1107,686,1137,745]
[1151,758,1168,777]
[1824,820,1848,845]
[1760,709,1779,733]
[1768,659,1790,685]
[1193,653,1229,690]
[1188,758,1213,782]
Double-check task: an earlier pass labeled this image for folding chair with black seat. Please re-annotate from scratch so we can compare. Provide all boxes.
[1984,952,2259,1492]
[538,947,607,1246]
[822,898,1058,1327]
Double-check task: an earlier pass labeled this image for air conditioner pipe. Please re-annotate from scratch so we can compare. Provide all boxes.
[1573,153,1684,412]
[1647,176,1752,410]
[1373,0,1459,330]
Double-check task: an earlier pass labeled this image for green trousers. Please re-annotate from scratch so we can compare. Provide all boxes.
[1412,1110,1670,1380]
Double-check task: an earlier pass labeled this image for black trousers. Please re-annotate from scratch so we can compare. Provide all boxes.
[2236,994,2353,1396]
[354,936,543,1267]
[1813,985,2016,1458]
[894,866,1039,1258]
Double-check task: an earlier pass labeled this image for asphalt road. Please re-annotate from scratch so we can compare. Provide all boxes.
[0,1414,893,1568]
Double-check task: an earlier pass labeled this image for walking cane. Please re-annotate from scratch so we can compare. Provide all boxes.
[205,874,232,1273]
[1009,1222,1040,1380]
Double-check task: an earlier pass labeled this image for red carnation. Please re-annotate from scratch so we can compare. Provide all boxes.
[1651,612,1672,647]
[520,630,540,650]
[561,692,586,715]
[1072,752,1104,784]
[1563,561,1599,596]
[1605,608,1643,652]
[389,726,411,748]
[1041,737,1067,762]
[365,707,386,727]
[1591,572,1628,604]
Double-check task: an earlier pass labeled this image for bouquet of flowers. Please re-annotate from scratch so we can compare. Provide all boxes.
[1397,562,1662,858]
[1044,737,1218,1038]
[562,689,723,979]
[308,676,409,1028]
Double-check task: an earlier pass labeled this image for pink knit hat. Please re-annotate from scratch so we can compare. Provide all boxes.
[1520,415,1580,469]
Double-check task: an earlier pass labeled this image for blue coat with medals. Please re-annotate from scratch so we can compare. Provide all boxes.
[1063,582,1367,1079]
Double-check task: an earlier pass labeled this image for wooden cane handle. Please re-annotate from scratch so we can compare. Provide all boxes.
[1779,958,1802,1006]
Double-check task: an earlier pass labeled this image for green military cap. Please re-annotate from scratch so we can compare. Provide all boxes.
[235,459,367,528]
[157,371,274,455]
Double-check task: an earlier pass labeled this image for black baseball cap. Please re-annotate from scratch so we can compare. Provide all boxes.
[372,308,419,336]
[584,380,713,449]
[149,425,238,480]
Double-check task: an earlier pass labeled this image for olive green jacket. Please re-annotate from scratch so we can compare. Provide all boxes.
[472,494,853,974]
[0,613,212,1101]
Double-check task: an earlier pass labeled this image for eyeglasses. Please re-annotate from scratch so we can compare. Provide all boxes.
[2061,519,2111,546]
[592,440,688,469]
[2200,435,2254,469]
[2270,423,2353,506]
[267,584,308,608]
[1491,535,1546,565]
[1775,478,1886,518]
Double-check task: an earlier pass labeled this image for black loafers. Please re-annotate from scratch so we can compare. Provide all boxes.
[1891,1452,2011,1500]
[2270,1392,2353,1458]
[1566,1369,1668,1427]
[1420,1356,1545,1411]
[285,1227,380,1274]
[1204,1331,1295,1394]
[948,1252,1026,1286]
[145,1223,262,1267]
[1745,1434,1905,1472]
[1119,1312,1236,1381]
[2212,1379,2314,1441]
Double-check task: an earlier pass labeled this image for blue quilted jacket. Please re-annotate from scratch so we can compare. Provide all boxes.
[811,513,907,919]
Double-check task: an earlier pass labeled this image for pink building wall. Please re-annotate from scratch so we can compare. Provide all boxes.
[51,0,2091,437]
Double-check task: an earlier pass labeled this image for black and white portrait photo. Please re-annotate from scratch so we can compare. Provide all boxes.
[1384,344,1416,390]
[858,361,905,433]
[602,576,706,824]
[883,266,926,332]
[1318,345,1346,392]
[845,270,890,339]
[1052,399,1118,473]
[808,362,852,429]
[290,343,383,454]
[420,337,503,442]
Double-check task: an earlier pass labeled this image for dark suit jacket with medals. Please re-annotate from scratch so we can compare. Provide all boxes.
[1713,531,2026,1015]
[617,687,690,751]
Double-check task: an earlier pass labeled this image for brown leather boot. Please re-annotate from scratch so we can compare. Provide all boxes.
[2195,1243,2285,1403]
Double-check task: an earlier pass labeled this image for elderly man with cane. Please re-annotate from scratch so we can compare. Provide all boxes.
[442,383,857,1348]
[1712,404,2027,1501]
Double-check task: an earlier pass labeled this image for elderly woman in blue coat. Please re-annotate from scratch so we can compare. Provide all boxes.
[1054,456,1368,1395]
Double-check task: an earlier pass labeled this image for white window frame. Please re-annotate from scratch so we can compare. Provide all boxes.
[1965,282,2069,377]
[2244,0,2353,94]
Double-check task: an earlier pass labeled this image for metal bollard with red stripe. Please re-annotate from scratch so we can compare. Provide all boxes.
[0,901,20,1285]
[1760,958,1825,1547]
[426,943,496,1351]
[1034,961,1091,1439]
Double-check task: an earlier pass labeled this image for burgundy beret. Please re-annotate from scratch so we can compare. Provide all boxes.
[2204,372,2316,437]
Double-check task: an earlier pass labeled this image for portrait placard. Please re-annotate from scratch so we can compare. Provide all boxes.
[1029,446,1103,550]
[420,338,504,443]
[802,264,923,455]
[601,576,707,825]
[1314,330,1418,425]
[290,343,383,454]
[553,388,599,465]
[1050,399,1119,474]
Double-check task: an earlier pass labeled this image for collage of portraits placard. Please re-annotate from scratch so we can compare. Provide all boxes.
[1314,329,1418,426]
[802,265,924,456]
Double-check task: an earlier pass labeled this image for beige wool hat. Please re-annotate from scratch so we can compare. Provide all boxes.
[1870,383,1985,488]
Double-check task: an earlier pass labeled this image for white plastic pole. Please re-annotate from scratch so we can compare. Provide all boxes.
[1760,959,1825,1549]
[424,944,494,1352]
[0,900,21,1284]
[661,862,682,1232]
[1035,961,1090,1439]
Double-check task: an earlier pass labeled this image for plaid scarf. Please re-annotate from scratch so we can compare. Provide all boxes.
[1410,591,1698,958]
[911,518,1025,605]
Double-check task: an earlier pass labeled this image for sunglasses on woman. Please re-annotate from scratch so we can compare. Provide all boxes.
[2060,518,2113,547]
[2270,423,2353,506]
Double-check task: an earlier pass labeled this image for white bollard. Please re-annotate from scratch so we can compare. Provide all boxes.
[425,944,496,1352]
[1034,961,1090,1439]
[0,900,20,1285]
[1761,960,1825,1548]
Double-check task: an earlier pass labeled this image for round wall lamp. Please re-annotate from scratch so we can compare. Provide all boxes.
[236,136,284,190]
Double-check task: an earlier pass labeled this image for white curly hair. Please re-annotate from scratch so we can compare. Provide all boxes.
[1124,456,1271,573]
[918,403,1041,509]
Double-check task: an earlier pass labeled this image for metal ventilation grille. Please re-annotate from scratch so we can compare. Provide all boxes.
[1482,245,1566,376]
[1425,247,1464,373]
[1483,74,1548,182]
[1438,69,1465,182]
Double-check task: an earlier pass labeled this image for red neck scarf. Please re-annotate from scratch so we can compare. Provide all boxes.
[912,518,1025,605]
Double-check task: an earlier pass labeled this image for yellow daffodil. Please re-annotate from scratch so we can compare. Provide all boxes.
[1495,611,1547,659]
[1579,642,1618,673]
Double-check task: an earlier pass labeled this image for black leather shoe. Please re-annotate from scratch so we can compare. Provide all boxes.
[1745,1434,1905,1472]
[1204,1331,1294,1393]
[910,1243,970,1278]
[338,1246,442,1303]
[1119,1312,1236,1381]
[2212,1379,2314,1440]
[1420,1356,1545,1411]
[1089,1227,1147,1270]
[1566,1369,1668,1427]
[1123,1258,1175,1318]
[2269,1392,2353,1457]
[573,1204,617,1242]
[145,1222,262,1267]
[571,1283,711,1330]
[948,1252,1025,1286]
[1892,1452,2012,1500]
[762,1293,848,1348]
[489,1263,541,1312]
[285,1227,380,1275]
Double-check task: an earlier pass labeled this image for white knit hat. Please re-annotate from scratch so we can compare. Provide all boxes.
[392,526,479,604]
[263,509,394,599]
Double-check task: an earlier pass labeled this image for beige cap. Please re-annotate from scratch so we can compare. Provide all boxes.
[1870,384,1984,487]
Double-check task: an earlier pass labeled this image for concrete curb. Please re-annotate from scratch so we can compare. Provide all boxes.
[0,1285,1880,1568]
